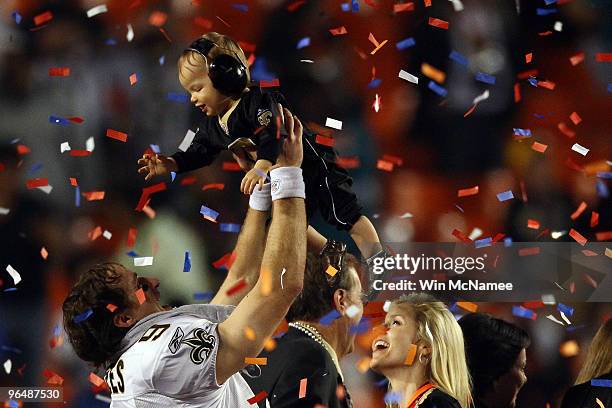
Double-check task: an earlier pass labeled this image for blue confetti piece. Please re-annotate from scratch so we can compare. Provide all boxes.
[105,38,117,46]
[12,11,22,24]
[3,288,17,292]
[352,0,359,12]
[28,162,43,175]
[150,144,160,154]
[171,171,176,182]
[396,37,416,50]
[53,324,62,336]
[475,237,493,248]
[512,306,535,320]
[497,190,514,202]
[183,251,192,272]
[159,55,165,66]
[167,92,189,103]
[591,379,612,388]
[75,186,81,207]
[544,0,557,4]
[475,72,496,85]
[193,292,214,301]
[200,205,219,221]
[375,378,389,387]
[341,2,351,11]
[231,3,249,12]
[384,392,402,404]
[428,81,448,97]
[319,310,341,325]
[533,113,545,119]
[449,50,469,66]
[557,303,574,316]
[74,308,93,323]
[528,77,538,87]
[565,324,585,332]
[448,302,459,313]
[596,172,612,179]
[1,346,22,354]
[368,78,382,88]
[513,128,532,137]
[536,7,557,15]
[504,237,513,247]
[296,37,311,49]
[349,319,371,334]
[9,400,18,408]
[220,223,241,233]
[49,115,70,126]
[250,58,276,81]
[126,250,139,257]
[596,179,609,198]
[607,83,612,93]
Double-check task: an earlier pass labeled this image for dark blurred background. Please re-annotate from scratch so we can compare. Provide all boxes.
[0,0,610,406]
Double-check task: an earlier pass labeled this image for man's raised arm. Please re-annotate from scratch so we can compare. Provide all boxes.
[216,107,307,384]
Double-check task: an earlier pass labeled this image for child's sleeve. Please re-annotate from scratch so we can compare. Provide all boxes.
[248,92,288,164]
[170,128,222,173]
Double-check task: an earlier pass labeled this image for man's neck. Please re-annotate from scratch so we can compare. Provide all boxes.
[300,320,345,359]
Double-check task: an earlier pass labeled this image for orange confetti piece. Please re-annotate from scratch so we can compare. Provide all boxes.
[525,53,533,63]
[376,159,394,172]
[202,183,225,191]
[404,343,417,365]
[49,67,70,76]
[244,326,256,341]
[569,112,582,125]
[527,219,540,229]
[421,63,446,83]
[260,268,272,296]
[26,178,49,189]
[394,2,415,12]
[40,247,48,260]
[89,372,105,387]
[582,250,598,257]
[106,128,128,142]
[106,304,118,312]
[532,142,548,153]
[424,0,432,6]
[428,17,449,30]
[43,369,64,385]
[148,11,167,27]
[590,211,599,228]
[69,177,78,186]
[245,357,267,365]
[260,79,280,88]
[356,356,371,373]
[336,156,360,169]
[89,226,102,241]
[264,338,277,351]
[569,52,585,66]
[299,378,308,399]
[315,134,335,147]
[538,80,556,90]
[325,265,338,277]
[135,288,146,304]
[457,186,479,197]
[34,11,53,26]
[82,191,105,201]
[382,154,403,166]
[129,73,138,85]
[456,301,478,313]
[569,228,587,246]
[570,201,587,220]
[329,26,347,36]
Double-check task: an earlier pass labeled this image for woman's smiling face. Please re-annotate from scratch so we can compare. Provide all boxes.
[370,304,419,372]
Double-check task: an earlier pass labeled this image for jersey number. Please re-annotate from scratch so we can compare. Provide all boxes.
[139,324,170,342]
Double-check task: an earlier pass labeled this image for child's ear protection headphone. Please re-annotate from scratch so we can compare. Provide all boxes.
[186,38,248,98]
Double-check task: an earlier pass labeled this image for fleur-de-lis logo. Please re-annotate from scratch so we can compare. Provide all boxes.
[181,328,216,364]
[257,109,272,127]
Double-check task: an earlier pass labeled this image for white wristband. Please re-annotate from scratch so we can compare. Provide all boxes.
[270,167,305,201]
[249,183,272,211]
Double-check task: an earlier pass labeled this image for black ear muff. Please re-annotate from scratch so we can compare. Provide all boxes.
[208,53,248,98]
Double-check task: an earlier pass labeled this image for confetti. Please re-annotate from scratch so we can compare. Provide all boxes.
[532,142,548,153]
[569,52,584,66]
[346,305,361,318]
[399,70,419,84]
[260,79,280,88]
[475,237,492,248]
[376,160,394,172]
[148,11,167,27]
[41,247,48,260]
[497,190,514,202]
[134,257,153,266]
[525,53,533,63]
[396,37,415,50]
[558,122,575,138]
[260,268,272,296]
[421,63,445,83]
[200,205,219,222]
[591,211,599,227]
[326,265,338,277]
[183,251,191,272]
[49,67,70,76]
[367,32,388,55]
[570,201,587,220]
[404,343,417,365]
[106,304,118,312]
[73,308,93,323]
[3,359,12,374]
[595,53,612,62]
[456,301,478,313]
[247,391,268,404]
[127,24,134,42]
[27,178,49,189]
[129,73,138,85]
[88,372,105,387]
[325,117,343,130]
[103,230,112,240]
[512,306,536,320]
[106,129,128,142]
[527,219,540,229]
[226,278,247,296]
[457,186,479,197]
[315,135,335,147]
[595,398,605,408]
[86,4,108,18]
[220,223,241,233]
[82,191,105,201]
[449,50,469,67]
[591,379,612,387]
[329,26,348,36]
[569,111,582,125]
[245,357,267,365]
[34,11,53,26]
[428,81,448,97]
[571,143,589,156]
[127,228,137,248]
[296,37,310,49]
[12,11,22,24]
[135,288,146,304]
[475,72,496,85]
[428,17,449,29]
[298,378,308,398]
[569,228,587,246]
[394,2,414,12]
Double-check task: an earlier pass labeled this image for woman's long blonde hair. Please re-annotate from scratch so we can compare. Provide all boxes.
[392,294,473,408]
[575,319,612,384]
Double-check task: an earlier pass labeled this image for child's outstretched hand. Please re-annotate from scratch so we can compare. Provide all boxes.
[137,154,178,181]
[240,159,272,194]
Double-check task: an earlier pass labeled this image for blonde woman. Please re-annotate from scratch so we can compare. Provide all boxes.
[370,293,472,408]
[560,319,612,408]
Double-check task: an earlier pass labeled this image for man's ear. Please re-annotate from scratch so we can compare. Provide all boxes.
[113,313,135,328]
[333,288,349,315]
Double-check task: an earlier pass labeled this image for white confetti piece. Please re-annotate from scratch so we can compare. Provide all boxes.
[449,0,464,12]
[103,230,112,240]
[399,69,419,84]
[60,142,71,153]
[551,230,566,239]
[0,207,10,215]
[86,137,95,152]
[300,59,314,63]
[571,143,589,156]
[37,185,53,194]
[178,129,196,152]
[383,300,392,312]
[86,4,108,18]
[546,314,565,325]
[95,394,112,403]
[399,212,413,219]
[541,294,556,305]
[126,24,134,42]
[560,311,571,325]
[473,89,490,105]
[3,359,11,374]
[6,265,21,285]
[134,257,153,266]
[280,268,286,289]
[468,228,483,240]
[554,21,563,32]
[325,117,343,130]
[346,305,360,318]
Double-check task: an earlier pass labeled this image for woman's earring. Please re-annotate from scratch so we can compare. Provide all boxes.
[418,352,429,364]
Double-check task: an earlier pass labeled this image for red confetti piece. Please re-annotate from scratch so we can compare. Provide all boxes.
[226,277,247,296]
[464,104,477,117]
[43,369,64,385]
[49,67,70,76]
[315,134,335,147]
[69,150,93,157]
[260,79,280,88]
[532,142,548,153]
[523,301,544,309]
[129,73,138,85]
[569,228,587,246]
[159,27,172,43]
[106,128,128,142]
[525,53,533,63]
[34,11,53,26]
[202,183,225,191]
[590,211,599,228]
[376,160,394,172]
[457,186,479,197]
[569,111,582,125]
[424,0,432,6]
[428,17,449,30]
[89,372,105,387]
[557,122,576,138]
[287,0,306,12]
[538,31,553,36]
[595,231,612,241]
[148,11,167,27]
[238,41,256,53]
[247,391,268,404]
[212,251,237,269]
[582,250,598,257]
[107,303,118,312]
[527,219,540,229]
[127,227,137,248]
[382,154,403,166]
[452,229,472,243]
[299,378,308,399]
[582,273,598,288]
[82,191,105,201]
[514,83,521,103]
[26,178,49,189]
[135,288,146,304]
[89,226,102,241]
[492,233,506,243]
[135,182,167,211]
[223,161,242,171]
[329,26,348,36]
[336,156,360,169]
[68,117,84,123]
[519,247,540,256]
[538,80,556,90]
[570,201,587,220]
[394,2,415,12]
[180,176,197,186]
[536,228,550,240]
[595,53,612,62]
[569,52,585,66]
